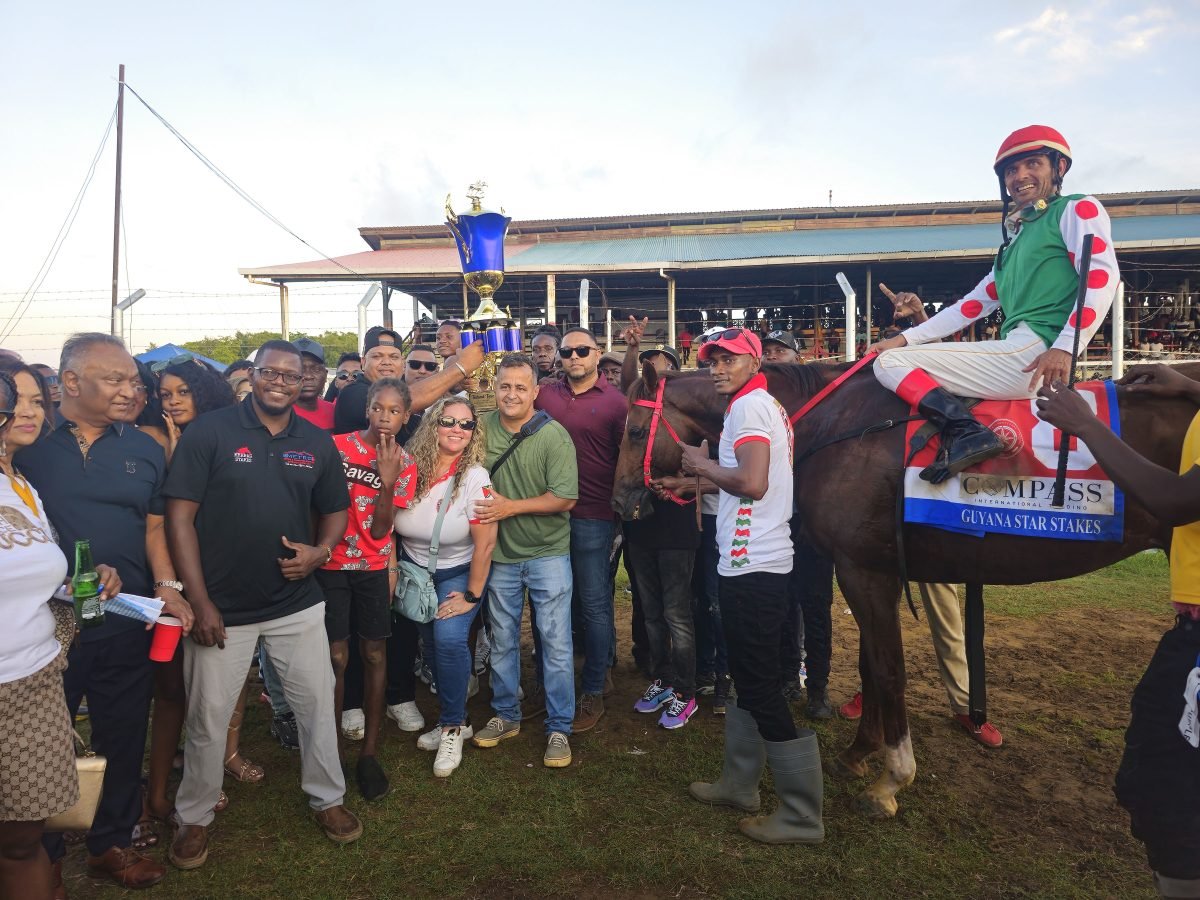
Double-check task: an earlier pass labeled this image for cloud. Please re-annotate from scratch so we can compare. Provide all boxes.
[993,3,1172,70]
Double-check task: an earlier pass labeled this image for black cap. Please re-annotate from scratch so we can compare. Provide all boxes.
[639,346,681,370]
[292,337,325,364]
[763,330,798,352]
[364,326,402,352]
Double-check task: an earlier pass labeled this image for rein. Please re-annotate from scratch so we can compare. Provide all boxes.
[633,378,693,507]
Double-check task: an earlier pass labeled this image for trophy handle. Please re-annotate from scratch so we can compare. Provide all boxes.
[444,197,471,266]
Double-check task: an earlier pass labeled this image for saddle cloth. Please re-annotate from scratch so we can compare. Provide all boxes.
[903,380,1124,541]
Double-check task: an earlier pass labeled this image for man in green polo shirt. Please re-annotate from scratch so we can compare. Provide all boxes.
[472,353,579,767]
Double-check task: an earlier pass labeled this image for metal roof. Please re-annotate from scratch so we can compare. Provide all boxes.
[241,213,1200,281]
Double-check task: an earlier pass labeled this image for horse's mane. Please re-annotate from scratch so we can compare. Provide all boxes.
[625,367,708,403]
[762,360,854,397]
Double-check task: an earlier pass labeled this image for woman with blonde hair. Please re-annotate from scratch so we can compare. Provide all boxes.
[394,396,496,778]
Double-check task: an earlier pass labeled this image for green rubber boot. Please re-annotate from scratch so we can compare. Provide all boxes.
[688,700,765,812]
[738,731,825,844]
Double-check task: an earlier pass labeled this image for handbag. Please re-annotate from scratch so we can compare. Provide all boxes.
[45,730,107,832]
[394,471,460,624]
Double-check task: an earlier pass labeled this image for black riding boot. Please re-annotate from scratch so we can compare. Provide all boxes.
[917,388,1004,484]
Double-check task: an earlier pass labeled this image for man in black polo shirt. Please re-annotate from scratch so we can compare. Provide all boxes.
[20,333,192,890]
[164,341,359,869]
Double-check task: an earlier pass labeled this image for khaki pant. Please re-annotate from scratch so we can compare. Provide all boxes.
[176,603,345,827]
[918,583,971,715]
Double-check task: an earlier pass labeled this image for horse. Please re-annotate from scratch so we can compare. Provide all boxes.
[611,360,1197,818]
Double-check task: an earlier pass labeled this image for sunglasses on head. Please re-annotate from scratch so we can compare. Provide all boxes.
[407,360,439,372]
[708,328,747,342]
[558,346,595,359]
[435,415,477,431]
[150,352,196,373]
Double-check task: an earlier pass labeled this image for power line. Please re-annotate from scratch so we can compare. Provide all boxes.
[0,104,118,344]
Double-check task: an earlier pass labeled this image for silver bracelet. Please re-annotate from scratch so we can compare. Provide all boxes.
[453,361,468,378]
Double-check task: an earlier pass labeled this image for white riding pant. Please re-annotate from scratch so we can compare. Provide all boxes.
[874,323,1048,401]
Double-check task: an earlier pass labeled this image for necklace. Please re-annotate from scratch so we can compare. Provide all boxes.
[6,470,39,520]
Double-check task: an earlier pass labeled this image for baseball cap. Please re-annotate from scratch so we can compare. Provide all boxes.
[364,326,402,352]
[762,330,798,352]
[600,351,624,366]
[639,346,680,369]
[292,337,326,364]
[697,328,762,362]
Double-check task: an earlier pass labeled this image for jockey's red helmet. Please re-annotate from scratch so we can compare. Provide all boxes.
[993,125,1072,175]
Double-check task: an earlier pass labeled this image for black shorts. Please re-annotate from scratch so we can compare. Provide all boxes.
[316,568,392,643]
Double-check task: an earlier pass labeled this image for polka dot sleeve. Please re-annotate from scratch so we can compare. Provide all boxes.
[1049,196,1120,355]
[901,271,1002,346]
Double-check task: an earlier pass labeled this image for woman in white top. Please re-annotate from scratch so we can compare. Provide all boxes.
[394,397,496,778]
[0,363,122,899]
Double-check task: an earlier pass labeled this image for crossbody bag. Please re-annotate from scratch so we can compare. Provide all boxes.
[394,470,460,624]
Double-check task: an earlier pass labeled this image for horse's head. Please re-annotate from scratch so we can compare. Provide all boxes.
[611,364,720,521]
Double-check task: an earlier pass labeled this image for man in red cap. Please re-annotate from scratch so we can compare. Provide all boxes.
[868,125,1119,484]
[680,328,824,846]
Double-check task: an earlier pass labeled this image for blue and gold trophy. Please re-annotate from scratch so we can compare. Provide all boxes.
[446,181,518,411]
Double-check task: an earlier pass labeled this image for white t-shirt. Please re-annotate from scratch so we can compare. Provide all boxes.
[394,463,491,570]
[0,475,68,684]
[716,375,794,577]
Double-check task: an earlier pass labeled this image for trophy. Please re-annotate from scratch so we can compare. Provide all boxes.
[446,181,520,411]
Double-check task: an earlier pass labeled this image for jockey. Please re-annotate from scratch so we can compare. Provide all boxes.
[868,125,1120,484]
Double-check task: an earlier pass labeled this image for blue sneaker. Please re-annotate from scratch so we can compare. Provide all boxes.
[633,679,674,713]
[658,694,698,730]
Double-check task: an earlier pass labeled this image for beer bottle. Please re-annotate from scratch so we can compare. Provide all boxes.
[72,540,105,629]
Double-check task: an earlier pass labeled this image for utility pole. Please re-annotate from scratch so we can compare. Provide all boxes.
[110,63,126,337]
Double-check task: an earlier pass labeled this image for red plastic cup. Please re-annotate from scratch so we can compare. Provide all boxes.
[149,615,183,662]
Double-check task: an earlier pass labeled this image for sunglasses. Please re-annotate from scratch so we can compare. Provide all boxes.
[253,367,303,386]
[150,353,195,373]
[708,328,748,342]
[435,416,477,431]
[0,409,11,428]
[407,360,439,372]
[558,346,595,359]
[335,371,354,381]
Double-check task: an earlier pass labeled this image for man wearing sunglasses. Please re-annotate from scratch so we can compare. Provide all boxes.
[533,327,627,733]
[323,353,361,402]
[292,338,335,432]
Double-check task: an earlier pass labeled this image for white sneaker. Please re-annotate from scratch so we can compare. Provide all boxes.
[467,673,479,699]
[418,722,473,751]
[433,727,465,777]
[386,701,425,732]
[340,708,365,741]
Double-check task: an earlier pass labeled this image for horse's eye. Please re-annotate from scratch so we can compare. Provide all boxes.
[628,426,647,440]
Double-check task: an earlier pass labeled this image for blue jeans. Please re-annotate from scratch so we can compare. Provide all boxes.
[571,517,616,695]
[487,555,575,734]
[259,641,292,717]
[418,561,479,727]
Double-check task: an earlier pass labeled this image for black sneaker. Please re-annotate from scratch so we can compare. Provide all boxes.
[712,673,733,715]
[805,688,834,720]
[355,755,390,802]
[270,712,300,750]
[782,679,805,702]
[695,671,717,696]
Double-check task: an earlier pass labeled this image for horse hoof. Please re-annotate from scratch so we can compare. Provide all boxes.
[834,753,870,779]
[853,790,898,819]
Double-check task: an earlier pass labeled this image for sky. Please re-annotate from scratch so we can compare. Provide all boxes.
[1,0,1196,364]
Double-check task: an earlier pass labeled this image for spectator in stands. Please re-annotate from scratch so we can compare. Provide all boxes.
[396,397,496,778]
[292,338,335,431]
[678,328,694,366]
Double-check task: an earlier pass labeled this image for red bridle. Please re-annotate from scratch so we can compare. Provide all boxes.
[633,378,692,506]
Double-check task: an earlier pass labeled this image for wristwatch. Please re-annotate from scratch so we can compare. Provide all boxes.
[154,580,184,592]
[463,590,481,605]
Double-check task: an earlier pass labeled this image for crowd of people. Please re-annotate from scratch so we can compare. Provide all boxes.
[0,124,1196,899]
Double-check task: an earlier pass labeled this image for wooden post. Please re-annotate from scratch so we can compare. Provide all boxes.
[546,274,557,330]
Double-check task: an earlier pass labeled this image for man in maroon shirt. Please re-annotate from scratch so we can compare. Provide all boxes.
[534,327,627,731]
[293,338,335,432]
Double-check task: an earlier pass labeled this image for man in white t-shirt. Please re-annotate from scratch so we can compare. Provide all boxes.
[679,327,823,846]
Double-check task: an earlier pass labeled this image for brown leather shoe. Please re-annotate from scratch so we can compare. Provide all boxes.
[573,692,605,733]
[86,845,166,889]
[315,805,363,844]
[168,823,209,870]
[51,859,67,900]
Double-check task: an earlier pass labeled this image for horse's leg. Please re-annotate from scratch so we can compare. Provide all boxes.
[835,637,881,778]
[837,564,915,819]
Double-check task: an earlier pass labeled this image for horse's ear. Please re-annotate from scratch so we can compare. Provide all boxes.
[642,360,658,393]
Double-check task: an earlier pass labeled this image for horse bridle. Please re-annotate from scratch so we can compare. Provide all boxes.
[633,379,693,507]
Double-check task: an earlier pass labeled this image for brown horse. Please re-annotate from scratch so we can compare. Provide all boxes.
[611,360,1197,818]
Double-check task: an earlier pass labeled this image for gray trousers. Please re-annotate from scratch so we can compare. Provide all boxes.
[176,602,345,826]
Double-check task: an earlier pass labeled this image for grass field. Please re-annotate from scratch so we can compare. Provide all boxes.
[63,553,1171,899]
